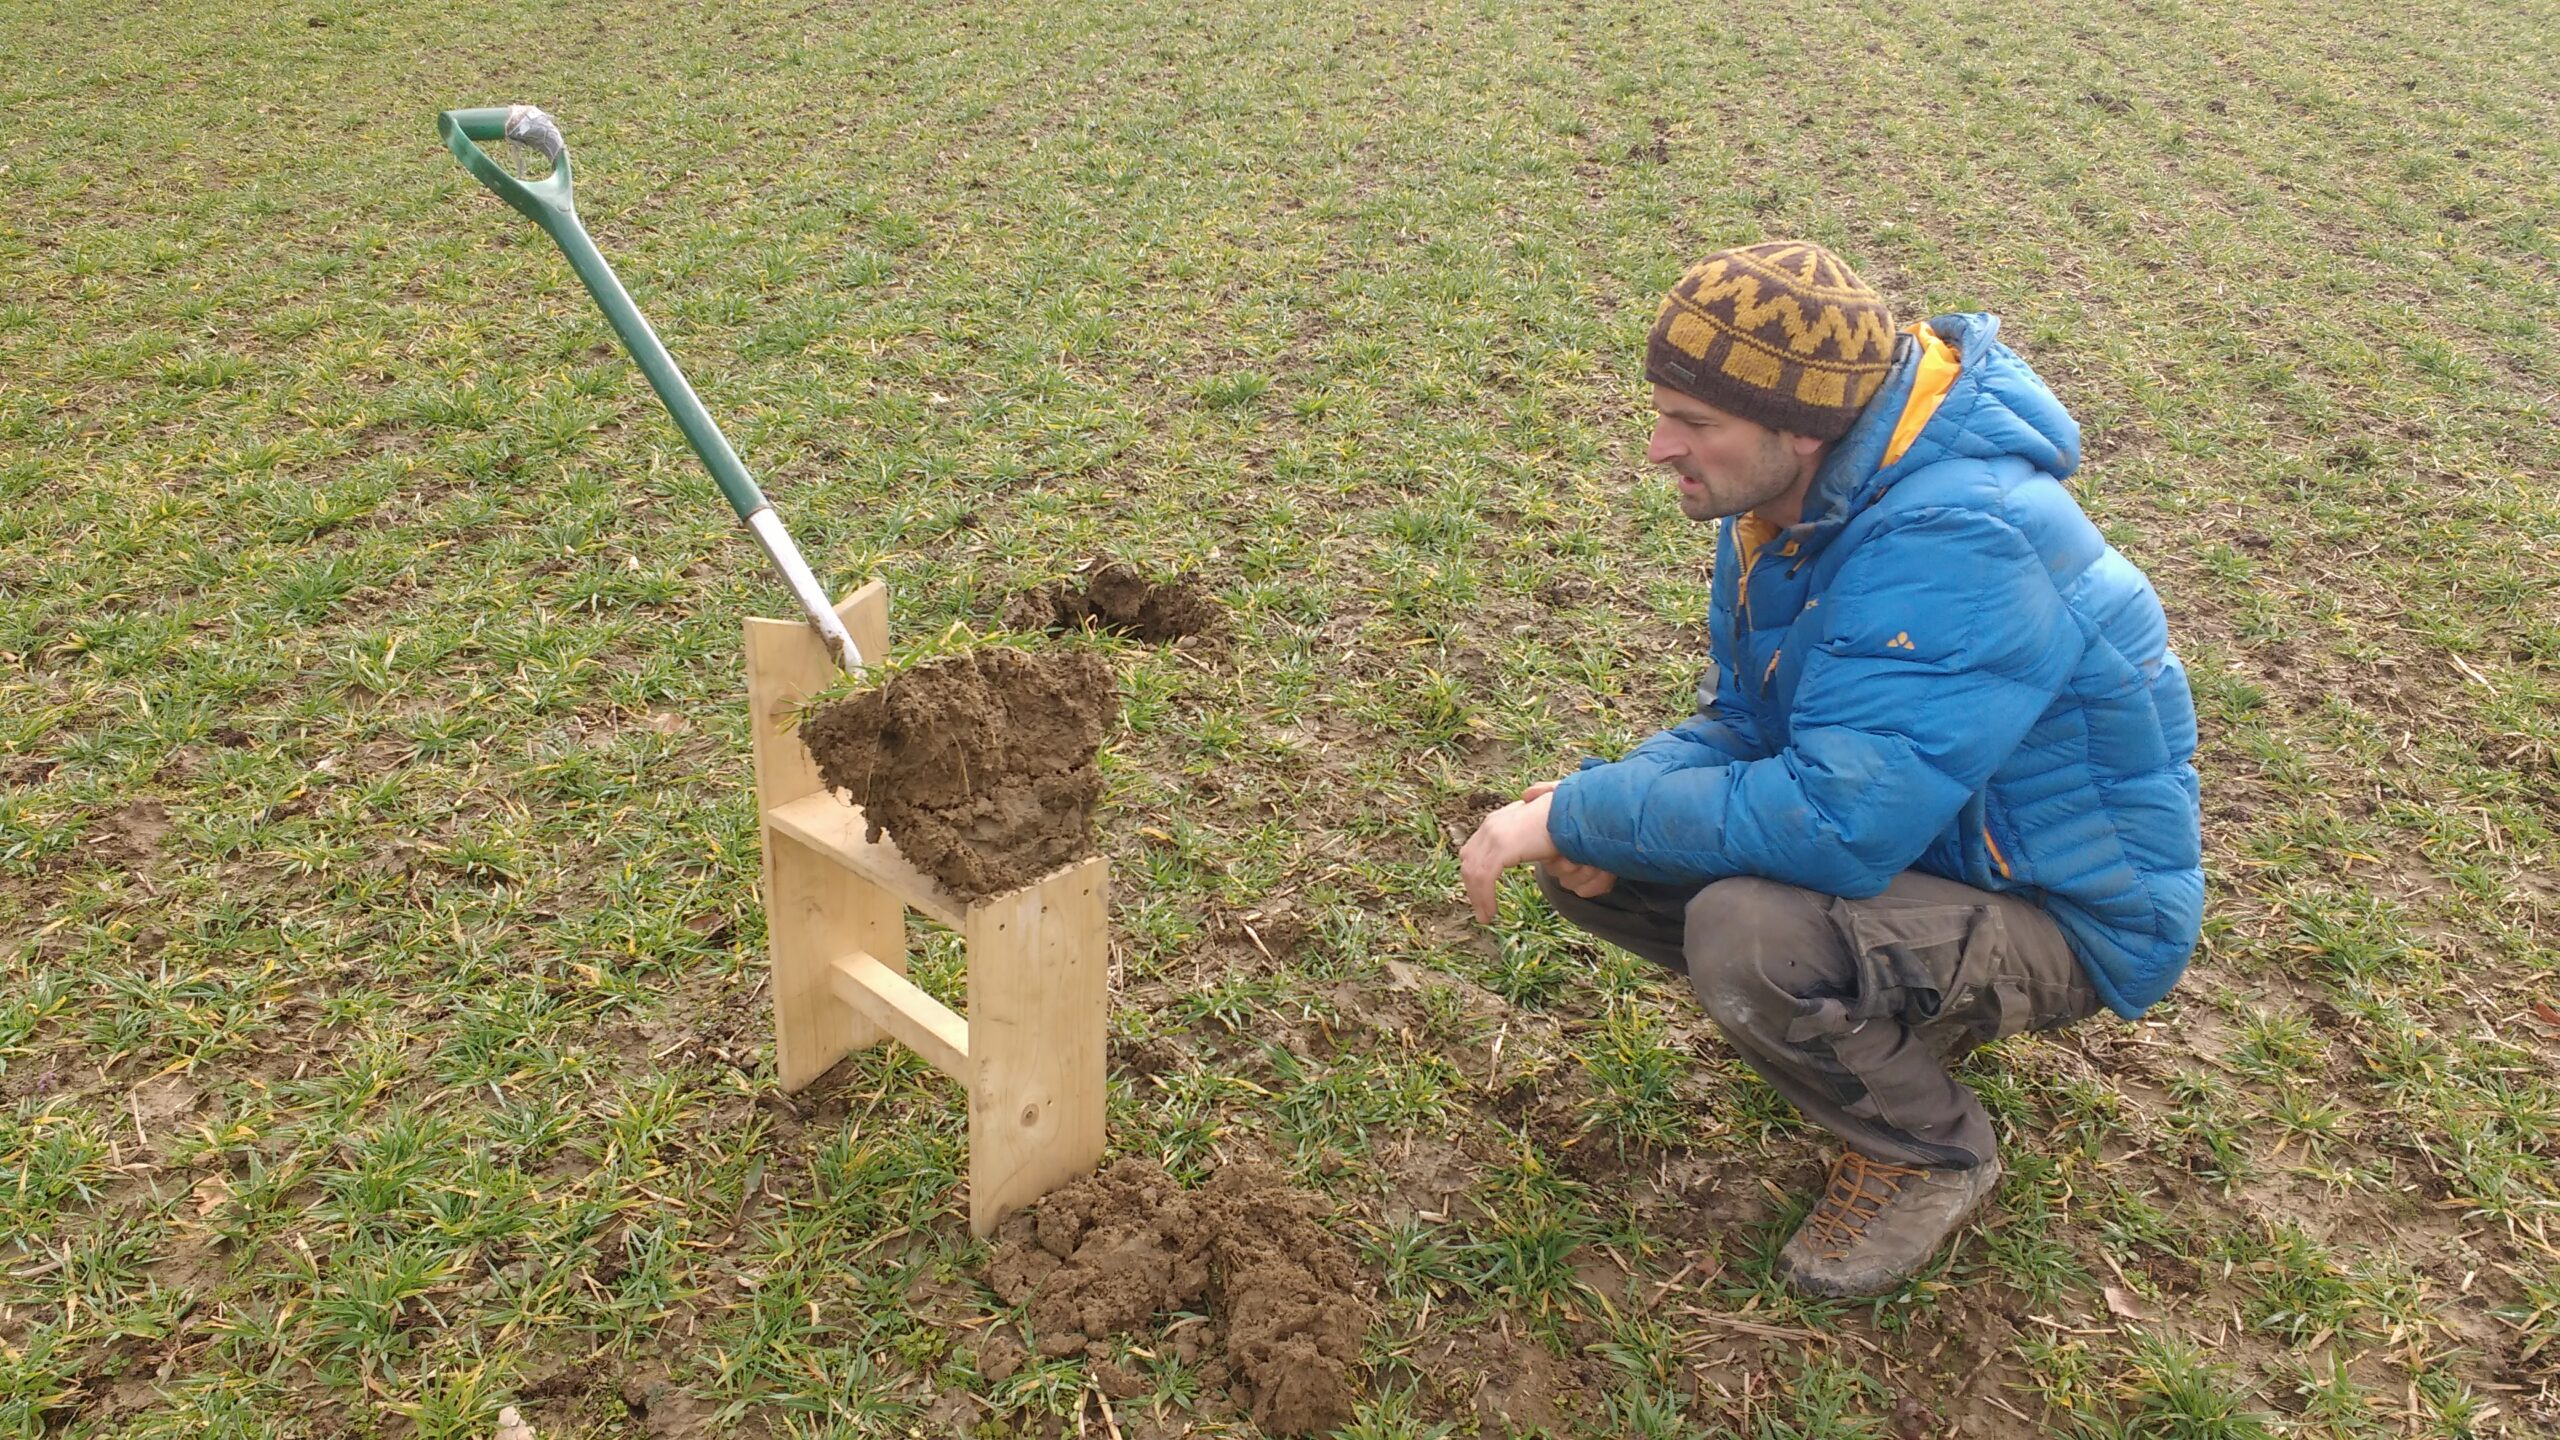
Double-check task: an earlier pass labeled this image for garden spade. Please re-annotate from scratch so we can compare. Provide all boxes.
[436,104,864,673]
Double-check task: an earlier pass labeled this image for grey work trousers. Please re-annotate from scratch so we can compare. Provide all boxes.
[1535,866,2102,1169]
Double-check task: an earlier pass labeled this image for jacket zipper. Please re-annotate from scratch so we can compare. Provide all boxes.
[1733,516,1776,629]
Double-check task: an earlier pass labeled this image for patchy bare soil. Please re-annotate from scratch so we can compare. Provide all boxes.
[79,797,168,872]
[801,645,1116,902]
[986,1159,1374,1436]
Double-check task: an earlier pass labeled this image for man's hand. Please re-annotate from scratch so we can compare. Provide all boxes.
[1461,792,1561,922]
[1541,855,1618,900]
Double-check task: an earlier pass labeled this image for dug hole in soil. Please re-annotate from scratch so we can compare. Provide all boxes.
[1004,561,1223,643]
[982,1160,1375,1437]
[800,645,1116,903]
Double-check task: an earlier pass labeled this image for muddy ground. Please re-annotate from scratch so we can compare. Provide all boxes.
[983,1159,1373,1437]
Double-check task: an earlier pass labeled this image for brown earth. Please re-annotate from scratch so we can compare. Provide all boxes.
[800,645,1116,903]
[83,797,168,871]
[986,1159,1373,1437]
[1005,561,1223,643]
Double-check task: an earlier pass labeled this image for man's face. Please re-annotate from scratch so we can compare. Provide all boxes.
[1646,385,1810,524]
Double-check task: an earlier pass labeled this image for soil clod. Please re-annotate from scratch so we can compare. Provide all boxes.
[976,1331,1026,1384]
[1006,561,1222,643]
[986,1159,1372,1436]
[801,646,1115,903]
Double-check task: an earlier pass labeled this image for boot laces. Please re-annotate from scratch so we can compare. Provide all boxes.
[1799,1151,1925,1259]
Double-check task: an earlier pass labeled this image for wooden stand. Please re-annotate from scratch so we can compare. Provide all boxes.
[745,580,1108,1237]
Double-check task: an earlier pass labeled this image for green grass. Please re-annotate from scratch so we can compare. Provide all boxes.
[5,0,2559,1434]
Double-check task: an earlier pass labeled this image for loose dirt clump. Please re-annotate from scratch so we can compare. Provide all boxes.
[800,646,1115,903]
[986,1159,1373,1437]
[1005,561,1222,643]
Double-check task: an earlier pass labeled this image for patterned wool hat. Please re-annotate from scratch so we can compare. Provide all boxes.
[1645,241,1897,441]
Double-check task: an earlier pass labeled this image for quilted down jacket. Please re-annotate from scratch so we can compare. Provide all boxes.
[1547,312,2204,1017]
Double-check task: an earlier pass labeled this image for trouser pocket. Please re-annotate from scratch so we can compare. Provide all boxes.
[1836,902,2032,1041]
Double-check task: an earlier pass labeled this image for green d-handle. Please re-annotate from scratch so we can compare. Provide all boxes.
[437,105,865,673]
[437,105,576,232]
[436,104,766,527]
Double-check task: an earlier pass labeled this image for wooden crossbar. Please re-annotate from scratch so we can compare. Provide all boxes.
[828,950,969,1080]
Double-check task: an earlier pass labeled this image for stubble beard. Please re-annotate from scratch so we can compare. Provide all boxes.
[1670,437,1797,524]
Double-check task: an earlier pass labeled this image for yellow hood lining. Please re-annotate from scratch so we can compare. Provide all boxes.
[1882,321,1961,468]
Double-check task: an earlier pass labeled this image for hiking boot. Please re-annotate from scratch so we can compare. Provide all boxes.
[1775,1149,2002,1298]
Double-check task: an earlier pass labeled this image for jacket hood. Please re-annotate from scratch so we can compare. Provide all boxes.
[1789,312,2083,543]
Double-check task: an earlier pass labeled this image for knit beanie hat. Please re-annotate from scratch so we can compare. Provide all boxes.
[1645,241,1897,440]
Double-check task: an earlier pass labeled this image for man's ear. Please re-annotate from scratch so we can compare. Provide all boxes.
[1780,431,1829,461]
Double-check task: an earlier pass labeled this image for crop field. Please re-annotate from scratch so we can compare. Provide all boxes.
[3,0,2557,1435]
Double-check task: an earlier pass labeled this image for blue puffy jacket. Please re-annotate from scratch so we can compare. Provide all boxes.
[1548,313,2203,1017]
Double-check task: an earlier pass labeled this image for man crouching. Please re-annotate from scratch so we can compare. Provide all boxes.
[1461,241,2203,1298]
